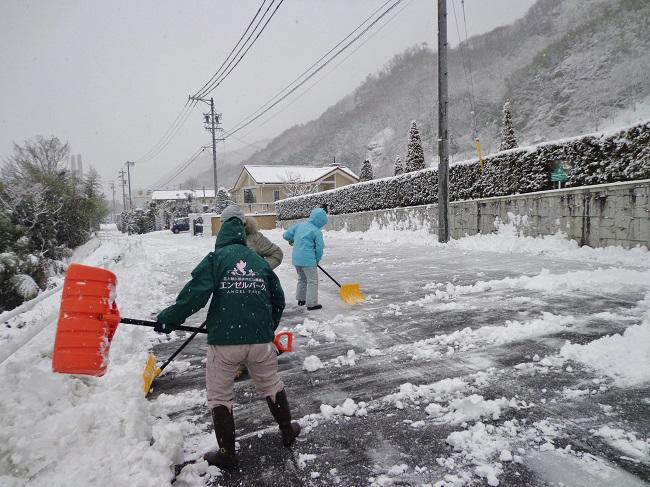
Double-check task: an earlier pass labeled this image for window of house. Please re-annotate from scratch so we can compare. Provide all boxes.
[273,190,280,201]
[243,188,256,203]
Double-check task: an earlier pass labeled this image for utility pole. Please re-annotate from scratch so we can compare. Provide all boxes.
[125,161,135,209]
[109,182,116,222]
[189,95,223,204]
[437,0,450,243]
[118,169,127,211]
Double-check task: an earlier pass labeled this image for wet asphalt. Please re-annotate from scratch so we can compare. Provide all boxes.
[145,231,650,486]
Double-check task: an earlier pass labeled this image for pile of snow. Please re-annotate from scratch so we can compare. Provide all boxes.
[559,293,650,386]
[443,395,513,424]
[0,236,191,487]
[453,216,650,269]
[303,355,324,372]
[592,426,649,462]
[320,398,367,418]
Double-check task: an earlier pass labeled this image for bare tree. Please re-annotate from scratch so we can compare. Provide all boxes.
[4,135,70,180]
[279,170,319,198]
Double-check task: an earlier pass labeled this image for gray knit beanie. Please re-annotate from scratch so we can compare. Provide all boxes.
[220,204,246,224]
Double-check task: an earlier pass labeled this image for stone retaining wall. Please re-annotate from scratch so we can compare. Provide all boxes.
[278,180,650,249]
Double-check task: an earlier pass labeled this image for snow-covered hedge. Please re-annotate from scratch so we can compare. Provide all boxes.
[277,121,650,220]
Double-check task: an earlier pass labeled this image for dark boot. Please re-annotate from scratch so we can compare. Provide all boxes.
[266,389,301,447]
[203,406,238,469]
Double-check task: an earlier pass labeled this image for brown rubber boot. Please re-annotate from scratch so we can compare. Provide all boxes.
[266,389,301,447]
[203,405,238,469]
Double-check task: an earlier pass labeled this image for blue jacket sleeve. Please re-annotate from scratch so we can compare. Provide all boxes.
[314,229,324,263]
[283,224,297,242]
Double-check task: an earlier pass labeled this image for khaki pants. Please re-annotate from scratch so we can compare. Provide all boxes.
[206,343,284,410]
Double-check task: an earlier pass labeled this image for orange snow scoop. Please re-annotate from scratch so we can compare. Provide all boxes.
[52,263,208,378]
[317,265,365,304]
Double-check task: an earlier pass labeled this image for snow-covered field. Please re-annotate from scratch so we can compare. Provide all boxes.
[1,223,649,486]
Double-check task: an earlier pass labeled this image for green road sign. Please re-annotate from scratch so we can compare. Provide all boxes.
[551,167,569,182]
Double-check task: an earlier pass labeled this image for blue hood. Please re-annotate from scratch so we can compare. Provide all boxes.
[308,208,328,228]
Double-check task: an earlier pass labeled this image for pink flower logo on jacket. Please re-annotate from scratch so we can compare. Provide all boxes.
[230,260,258,277]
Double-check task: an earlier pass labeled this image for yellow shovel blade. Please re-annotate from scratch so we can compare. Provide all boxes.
[339,283,365,304]
[143,354,162,396]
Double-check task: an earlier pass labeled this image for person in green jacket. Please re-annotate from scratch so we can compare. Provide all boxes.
[156,205,300,469]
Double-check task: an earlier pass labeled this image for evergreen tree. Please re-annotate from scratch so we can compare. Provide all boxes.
[215,187,233,213]
[0,135,108,310]
[405,121,425,172]
[499,100,518,151]
[359,160,374,182]
[394,155,403,176]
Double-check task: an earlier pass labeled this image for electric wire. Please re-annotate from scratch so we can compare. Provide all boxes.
[137,100,199,164]
[223,0,405,140]
[192,0,269,99]
[226,0,396,140]
[194,0,284,99]
[451,0,478,139]
[236,0,413,141]
[137,1,274,165]
[152,146,206,190]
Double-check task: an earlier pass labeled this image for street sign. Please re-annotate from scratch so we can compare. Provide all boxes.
[551,167,569,182]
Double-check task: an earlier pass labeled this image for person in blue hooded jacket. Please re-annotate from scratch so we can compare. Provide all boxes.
[282,207,328,310]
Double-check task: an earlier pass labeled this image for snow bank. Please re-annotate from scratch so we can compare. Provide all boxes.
[0,235,188,487]
[453,217,650,269]
[560,294,650,386]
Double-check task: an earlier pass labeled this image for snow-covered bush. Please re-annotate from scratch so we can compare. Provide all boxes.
[277,121,650,220]
[215,187,233,213]
[359,160,374,182]
[499,100,518,151]
[405,120,425,172]
[0,135,108,311]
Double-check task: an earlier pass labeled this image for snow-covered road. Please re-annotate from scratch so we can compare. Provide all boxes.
[1,223,649,487]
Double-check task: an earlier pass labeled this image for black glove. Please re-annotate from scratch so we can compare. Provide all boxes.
[153,321,172,334]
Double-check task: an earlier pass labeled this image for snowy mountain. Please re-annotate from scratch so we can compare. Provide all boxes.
[242,0,650,178]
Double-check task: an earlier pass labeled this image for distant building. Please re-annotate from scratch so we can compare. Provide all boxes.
[230,165,358,213]
[150,188,216,207]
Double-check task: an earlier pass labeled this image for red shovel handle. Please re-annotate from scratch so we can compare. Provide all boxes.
[273,331,293,353]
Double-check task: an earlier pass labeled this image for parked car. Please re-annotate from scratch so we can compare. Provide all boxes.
[171,217,190,234]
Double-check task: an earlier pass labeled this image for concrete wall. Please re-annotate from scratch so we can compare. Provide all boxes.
[278,180,650,249]
[209,213,277,236]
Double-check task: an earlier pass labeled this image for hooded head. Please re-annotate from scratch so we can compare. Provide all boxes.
[308,207,328,228]
[220,204,246,224]
[215,217,246,249]
[244,216,258,235]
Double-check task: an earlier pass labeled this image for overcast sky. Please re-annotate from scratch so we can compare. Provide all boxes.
[0,0,536,192]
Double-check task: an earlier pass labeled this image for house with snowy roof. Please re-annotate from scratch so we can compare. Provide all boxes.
[150,188,215,204]
[230,164,359,213]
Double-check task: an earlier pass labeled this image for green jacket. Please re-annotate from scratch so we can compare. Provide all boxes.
[157,218,285,345]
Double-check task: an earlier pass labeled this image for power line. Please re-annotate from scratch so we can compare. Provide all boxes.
[136,1,281,167]
[136,100,198,164]
[192,0,270,98]
[223,0,405,140]
[224,0,396,138]
[451,0,477,137]
[194,0,285,99]
[152,147,207,190]
[236,0,413,141]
